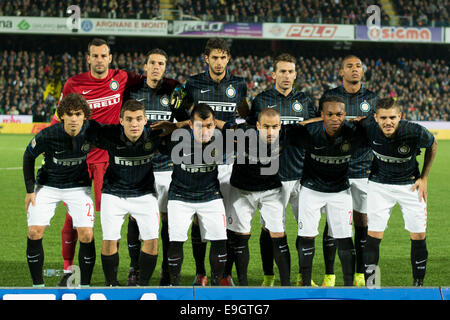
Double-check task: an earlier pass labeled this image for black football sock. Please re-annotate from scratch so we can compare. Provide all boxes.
[233,234,250,286]
[209,240,227,286]
[223,229,236,278]
[363,236,381,284]
[354,225,368,274]
[101,252,119,286]
[272,236,291,286]
[138,251,158,286]
[337,237,356,286]
[78,240,96,286]
[127,216,141,271]
[27,237,44,285]
[411,238,428,282]
[322,223,337,275]
[168,241,184,286]
[260,228,274,276]
[160,219,169,275]
[297,236,315,286]
[191,223,207,276]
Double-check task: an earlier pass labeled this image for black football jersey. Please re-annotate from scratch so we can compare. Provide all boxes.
[247,86,318,181]
[322,85,378,179]
[362,118,435,185]
[25,122,91,189]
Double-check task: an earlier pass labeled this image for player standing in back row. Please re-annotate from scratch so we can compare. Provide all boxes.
[183,38,249,286]
[52,38,145,286]
[320,55,378,287]
[246,53,318,286]
[126,48,190,286]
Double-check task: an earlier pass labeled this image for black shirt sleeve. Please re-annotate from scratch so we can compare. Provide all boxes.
[23,150,36,193]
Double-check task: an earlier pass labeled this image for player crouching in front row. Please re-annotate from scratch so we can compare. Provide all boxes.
[362,97,437,287]
[24,93,95,287]
[164,104,229,286]
[85,99,172,287]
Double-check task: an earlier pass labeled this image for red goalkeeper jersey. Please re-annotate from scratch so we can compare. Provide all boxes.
[52,69,145,164]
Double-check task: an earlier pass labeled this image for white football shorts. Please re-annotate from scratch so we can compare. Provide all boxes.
[27,185,94,228]
[349,178,369,213]
[227,186,285,234]
[100,193,160,241]
[367,181,427,234]
[297,186,353,239]
[154,170,172,213]
[168,199,227,242]
[218,163,233,213]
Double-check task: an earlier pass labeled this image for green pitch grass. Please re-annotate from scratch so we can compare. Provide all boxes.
[0,134,449,287]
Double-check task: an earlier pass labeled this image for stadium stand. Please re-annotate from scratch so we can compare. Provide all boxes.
[2,0,448,26]
[0,46,448,121]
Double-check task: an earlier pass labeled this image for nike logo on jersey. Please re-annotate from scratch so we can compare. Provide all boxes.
[82,90,92,94]
[267,105,277,108]
[314,146,327,150]
[373,141,383,145]
[200,89,211,93]
[136,98,145,102]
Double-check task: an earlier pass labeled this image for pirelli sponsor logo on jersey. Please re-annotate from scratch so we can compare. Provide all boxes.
[310,153,351,164]
[53,155,87,166]
[198,100,236,113]
[87,94,121,109]
[280,116,304,124]
[114,154,155,166]
[180,163,217,173]
[372,150,411,163]
[145,110,172,121]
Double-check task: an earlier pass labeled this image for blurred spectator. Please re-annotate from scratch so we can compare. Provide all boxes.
[2,0,447,26]
[0,46,448,121]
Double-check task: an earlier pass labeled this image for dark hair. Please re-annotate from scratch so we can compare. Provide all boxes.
[319,95,345,111]
[273,53,296,72]
[375,97,400,112]
[190,103,215,121]
[341,54,362,68]
[257,107,280,122]
[87,38,110,54]
[204,38,230,56]
[145,48,168,64]
[120,99,145,118]
[57,93,91,120]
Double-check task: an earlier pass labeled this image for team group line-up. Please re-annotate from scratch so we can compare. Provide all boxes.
[23,37,437,288]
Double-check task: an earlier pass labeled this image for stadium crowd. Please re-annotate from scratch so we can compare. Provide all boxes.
[1,0,448,26]
[0,48,448,122]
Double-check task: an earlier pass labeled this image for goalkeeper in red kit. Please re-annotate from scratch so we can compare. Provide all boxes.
[50,38,145,286]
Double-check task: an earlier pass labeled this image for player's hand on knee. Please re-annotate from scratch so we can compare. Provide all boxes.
[411,178,427,203]
[25,192,36,211]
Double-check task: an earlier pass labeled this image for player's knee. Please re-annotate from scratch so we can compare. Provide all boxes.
[142,239,158,255]
[410,232,426,240]
[269,231,285,238]
[102,240,118,255]
[77,227,94,243]
[27,226,44,240]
